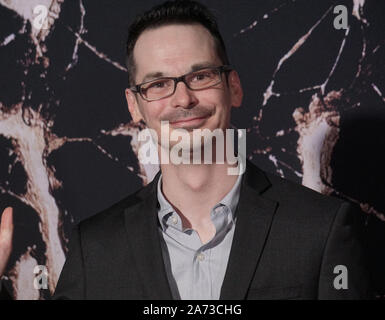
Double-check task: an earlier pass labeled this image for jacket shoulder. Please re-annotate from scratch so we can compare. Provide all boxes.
[75,177,156,235]
[260,170,349,227]
[265,171,344,207]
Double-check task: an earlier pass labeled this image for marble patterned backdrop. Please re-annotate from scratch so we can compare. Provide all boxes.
[0,0,384,299]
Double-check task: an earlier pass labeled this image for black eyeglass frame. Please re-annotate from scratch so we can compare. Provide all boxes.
[129,65,233,102]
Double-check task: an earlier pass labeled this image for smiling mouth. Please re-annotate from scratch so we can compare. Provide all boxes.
[170,116,207,124]
[169,116,210,129]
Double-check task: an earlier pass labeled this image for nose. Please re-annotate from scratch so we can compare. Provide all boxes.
[170,81,198,109]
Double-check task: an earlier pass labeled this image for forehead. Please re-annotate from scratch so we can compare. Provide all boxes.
[133,24,220,81]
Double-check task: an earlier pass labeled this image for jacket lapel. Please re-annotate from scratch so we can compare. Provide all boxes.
[220,160,278,299]
[123,171,173,299]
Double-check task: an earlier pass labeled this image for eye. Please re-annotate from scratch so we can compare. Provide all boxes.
[148,80,167,89]
[192,71,212,81]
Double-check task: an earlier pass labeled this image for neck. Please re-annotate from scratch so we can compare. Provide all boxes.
[159,159,239,228]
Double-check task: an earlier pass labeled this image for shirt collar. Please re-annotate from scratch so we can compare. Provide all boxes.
[215,170,243,221]
[157,174,175,225]
[157,169,243,231]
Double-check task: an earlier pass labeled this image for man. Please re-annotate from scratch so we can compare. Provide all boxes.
[0,0,373,299]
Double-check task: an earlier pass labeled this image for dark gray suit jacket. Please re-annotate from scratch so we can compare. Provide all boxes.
[51,160,373,299]
[1,160,372,299]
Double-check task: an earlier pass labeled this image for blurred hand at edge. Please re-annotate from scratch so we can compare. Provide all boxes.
[0,207,13,278]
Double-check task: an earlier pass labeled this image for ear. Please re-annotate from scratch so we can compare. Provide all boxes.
[228,70,243,108]
[125,88,145,123]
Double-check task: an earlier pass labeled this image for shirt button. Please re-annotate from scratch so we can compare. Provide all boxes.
[171,216,178,225]
[197,253,205,261]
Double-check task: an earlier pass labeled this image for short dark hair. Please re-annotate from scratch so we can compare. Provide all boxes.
[125,0,230,86]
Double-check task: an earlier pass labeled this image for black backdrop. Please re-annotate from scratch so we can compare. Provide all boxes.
[0,0,384,299]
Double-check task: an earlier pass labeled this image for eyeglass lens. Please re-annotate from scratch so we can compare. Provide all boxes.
[140,68,222,101]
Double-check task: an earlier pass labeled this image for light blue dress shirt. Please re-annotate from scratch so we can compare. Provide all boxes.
[157,172,243,300]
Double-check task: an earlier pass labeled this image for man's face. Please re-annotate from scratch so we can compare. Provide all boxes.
[125,24,243,150]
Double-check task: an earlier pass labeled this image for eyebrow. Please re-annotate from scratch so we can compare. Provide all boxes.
[140,61,219,83]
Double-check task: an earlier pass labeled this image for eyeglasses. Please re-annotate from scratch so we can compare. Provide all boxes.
[130,65,232,102]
